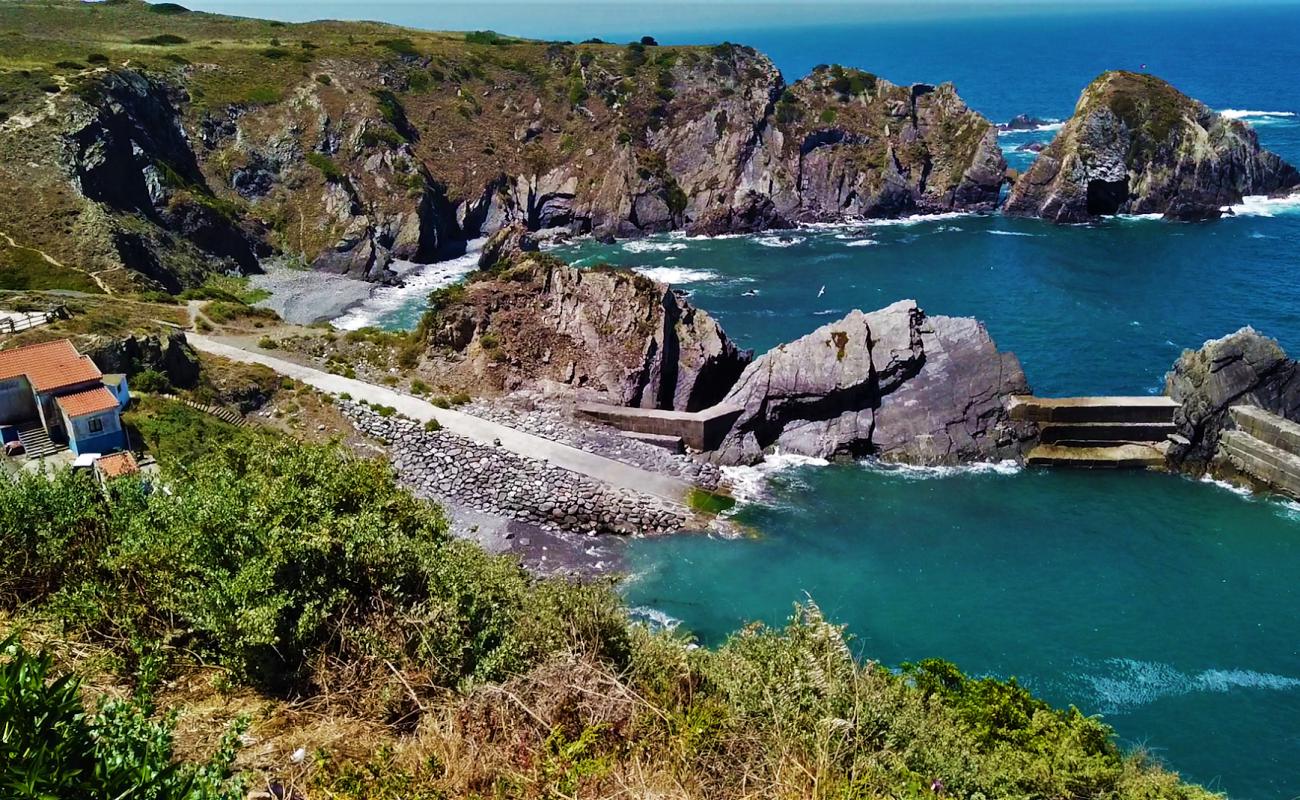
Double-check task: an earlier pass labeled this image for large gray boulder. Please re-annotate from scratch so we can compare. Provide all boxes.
[713,300,1034,464]
[1165,327,1300,470]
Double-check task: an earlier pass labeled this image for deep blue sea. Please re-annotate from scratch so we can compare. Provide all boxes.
[201,2,1300,795]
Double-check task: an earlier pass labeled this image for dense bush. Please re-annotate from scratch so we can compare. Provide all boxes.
[0,636,243,799]
[0,438,629,694]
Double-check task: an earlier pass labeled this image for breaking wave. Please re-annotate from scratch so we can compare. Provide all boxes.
[621,239,688,253]
[332,241,484,330]
[754,234,807,247]
[628,605,683,631]
[860,459,1023,479]
[1225,193,1300,217]
[632,266,720,284]
[1219,109,1296,123]
[997,121,1064,135]
[722,451,830,505]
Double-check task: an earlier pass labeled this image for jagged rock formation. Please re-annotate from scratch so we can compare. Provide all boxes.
[424,252,750,411]
[712,300,1034,465]
[0,4,1005,292]
[477,223,539,270]
[1005,71,1300,222]
[84,331,201,388]
[1165,327,1300,471]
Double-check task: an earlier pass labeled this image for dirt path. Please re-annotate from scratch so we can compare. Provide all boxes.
[0,230,114,295]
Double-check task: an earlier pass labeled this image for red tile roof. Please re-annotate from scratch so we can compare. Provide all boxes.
[0,339,103,392]
[95,451,139,479]
[56,386,119,418]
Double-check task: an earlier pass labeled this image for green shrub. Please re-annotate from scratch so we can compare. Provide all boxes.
[0,636,245,800]
[148,2,190,13]
[305,152,345,183]
[132,369,171,394]
[410,379,430,395]
[423,419,442,432]
[0,437,630,691]
[465,30,508,45]
[257,336,277,350]
[86,53,109,65]
[133,34,188,46]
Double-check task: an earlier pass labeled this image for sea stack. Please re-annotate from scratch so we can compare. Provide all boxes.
[1005,71,1300,222]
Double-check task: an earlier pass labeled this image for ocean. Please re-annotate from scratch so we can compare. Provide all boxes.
[201,1,1300,795]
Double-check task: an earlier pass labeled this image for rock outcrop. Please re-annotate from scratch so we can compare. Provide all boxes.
[0,3,1009,292]
[424,254,750,411]
[1005,72,1300,222]
[84,331,201,388]
[1165,327,1300,471]
[713,300,1034,465]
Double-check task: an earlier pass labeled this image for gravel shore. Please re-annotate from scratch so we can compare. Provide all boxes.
[250,262,374,324]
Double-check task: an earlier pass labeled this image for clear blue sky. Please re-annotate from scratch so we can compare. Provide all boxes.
[169,1,1298,41]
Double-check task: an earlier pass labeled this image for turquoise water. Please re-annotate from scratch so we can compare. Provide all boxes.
[216,1,1300,794]
[621,465,1300,800]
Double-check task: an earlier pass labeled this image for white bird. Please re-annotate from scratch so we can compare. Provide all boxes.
[817,285,826,298]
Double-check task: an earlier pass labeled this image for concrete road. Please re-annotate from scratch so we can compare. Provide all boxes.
[187,334,692,503]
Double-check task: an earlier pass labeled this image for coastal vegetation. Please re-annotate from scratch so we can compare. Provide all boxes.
[1,425,1217,798]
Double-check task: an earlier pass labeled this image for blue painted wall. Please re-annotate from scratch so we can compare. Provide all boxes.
[69,429,126,456]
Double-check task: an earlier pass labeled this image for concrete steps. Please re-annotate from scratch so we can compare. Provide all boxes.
[1026,442,1168,469]
[1219,429,1300,498]
[1013,395,1177,469]
[1216,406,1300,499]
[1008,395,1178,424]
[1038,421,1176,446]
[163,394,247,427]
[16,422,63,459]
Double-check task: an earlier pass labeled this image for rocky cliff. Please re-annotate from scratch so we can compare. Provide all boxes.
[1165,327,1300,471]
[423,229,750,411]
[1005,71,1300,222]
[0,2,1004,292]
[712,300,1035,465]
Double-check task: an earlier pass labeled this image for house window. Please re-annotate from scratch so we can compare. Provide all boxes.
[88,417,103,434]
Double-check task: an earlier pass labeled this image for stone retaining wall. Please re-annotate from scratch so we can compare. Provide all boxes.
[342,403,688,535]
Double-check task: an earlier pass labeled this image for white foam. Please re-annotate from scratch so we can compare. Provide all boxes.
[860,458,1022,480]
[628,605,682,632]
[997,121,1064,136]
[813,308,844,315]
[753,234,807,248]
[332,240,485,330]
[1198,473,1254,498]
[632,266,719,284]
[721,451,830,505]
[853,211,973,228]
[621,239,687,253]
[1219,109,1296,121]
[987,229,1041,237]
[1080,658,1300,712]
[1225,193,1300,217]
[844,239,880,247]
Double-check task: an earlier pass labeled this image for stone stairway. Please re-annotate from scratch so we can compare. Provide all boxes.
[1218,405,1300,498]
[163,394,248,427]
[16,422,63,459]
[1009,396,1177,468]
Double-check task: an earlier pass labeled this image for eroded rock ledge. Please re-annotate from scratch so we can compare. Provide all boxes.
[425,226,751,412]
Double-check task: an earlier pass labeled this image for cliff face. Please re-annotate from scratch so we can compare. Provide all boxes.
[1005,71,1300,222]
[424,232,750,411]
[0,2,1004,291]
[713,300,1035,465]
